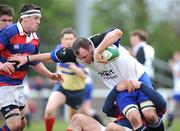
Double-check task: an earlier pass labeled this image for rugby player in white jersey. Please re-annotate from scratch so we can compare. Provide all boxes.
[8,28,165,131]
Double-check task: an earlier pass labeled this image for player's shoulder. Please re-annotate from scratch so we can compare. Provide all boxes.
[1,24,18,38]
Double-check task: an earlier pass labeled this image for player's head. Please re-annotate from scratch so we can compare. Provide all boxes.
[173,51,180,61]
[60,27,77,48]
[73,38,94,64]
[19,4,41,33]
[130,29,148,47]
[0,4,14,29]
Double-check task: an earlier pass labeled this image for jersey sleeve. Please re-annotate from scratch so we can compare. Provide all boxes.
[50,47,77,63]
[89,28,120,48]
[0,30,10,50]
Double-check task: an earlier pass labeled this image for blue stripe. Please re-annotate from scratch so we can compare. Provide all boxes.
[6,43,37,54]
[0,56,7,63]
[61,71,76,75]
[58,63,69,68]
[0,76,23,85]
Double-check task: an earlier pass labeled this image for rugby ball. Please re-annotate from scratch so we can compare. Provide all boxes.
[102,45,119,61]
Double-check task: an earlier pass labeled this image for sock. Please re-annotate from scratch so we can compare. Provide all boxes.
[135,124,148,131]
[148,118,164,131]
[44,117,55,131]
[0,124,11,131]
[66,129,73,131]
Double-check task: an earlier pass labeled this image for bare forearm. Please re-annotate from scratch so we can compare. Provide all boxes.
[32,63,52,78]
[29,53,53,63]
[96,29,123,53]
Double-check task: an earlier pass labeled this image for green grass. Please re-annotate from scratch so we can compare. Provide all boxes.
[1,119,180,131]
[24,119,68,131]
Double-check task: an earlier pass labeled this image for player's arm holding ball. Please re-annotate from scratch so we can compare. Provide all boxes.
[94,28,123,63]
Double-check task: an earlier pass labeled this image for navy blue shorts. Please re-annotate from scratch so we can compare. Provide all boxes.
[116,72,153,113]
[83,83,93,101]
[53,83,85,109]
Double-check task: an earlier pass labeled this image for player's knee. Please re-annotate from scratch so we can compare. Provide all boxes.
[71,114,85,125]
[8,120,22,131]
[106,122,117,131]
[45,107,55,117]
[128,111,142,127]
[143,109,158,124]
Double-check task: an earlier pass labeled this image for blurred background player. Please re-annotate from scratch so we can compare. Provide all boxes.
[44,27,87,131]
[74,68,104,125]
[0,4,14,30]
[129,29,155,80]
[166,51,180,129]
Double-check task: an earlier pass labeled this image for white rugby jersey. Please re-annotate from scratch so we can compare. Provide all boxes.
[172,61,180,95]
[133,42,155,78]
[89,45,145,89]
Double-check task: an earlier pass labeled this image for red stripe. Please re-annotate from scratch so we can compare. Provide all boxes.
[0,48,12,58]
[0,70,27,80]
[30,39,39,47]
[0,43,5,50]
[10,34,26,44]
[10,34,39,46]
[115,115,125,121]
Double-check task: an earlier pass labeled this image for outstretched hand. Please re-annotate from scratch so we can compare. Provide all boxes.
[8,54,28,68]
[49,72,64,84]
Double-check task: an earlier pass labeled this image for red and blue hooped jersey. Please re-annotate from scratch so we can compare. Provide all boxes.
[0,22,40,86]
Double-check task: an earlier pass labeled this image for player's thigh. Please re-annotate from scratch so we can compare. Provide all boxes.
[3,107,22,129]
[45,91,66,111]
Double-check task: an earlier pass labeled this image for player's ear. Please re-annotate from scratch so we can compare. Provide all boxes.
[89,44,93,51]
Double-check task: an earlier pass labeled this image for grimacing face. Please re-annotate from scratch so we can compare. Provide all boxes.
[0,15,13,29]
[76,47,94,64]
[61,33,76,48]
[24,15,41,32]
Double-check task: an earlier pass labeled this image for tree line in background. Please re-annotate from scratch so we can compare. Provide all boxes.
[2,0,180,61]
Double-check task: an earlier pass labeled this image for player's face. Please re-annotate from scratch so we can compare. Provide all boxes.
[130,35,140,47]
[76,47,93,64]
[61,34,76,48]
[24,15,41,32]
[0,15,13,29]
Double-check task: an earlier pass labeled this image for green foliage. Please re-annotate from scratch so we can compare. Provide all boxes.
[92,0,180,60]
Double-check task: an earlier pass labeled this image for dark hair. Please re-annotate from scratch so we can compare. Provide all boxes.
[0,4,14,17]
[19,4,41,14]
[73,38,91,55]
[60,27,77,38]
[130,29,148,41]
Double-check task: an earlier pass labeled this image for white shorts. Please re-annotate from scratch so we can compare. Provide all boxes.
[0,85,26,110]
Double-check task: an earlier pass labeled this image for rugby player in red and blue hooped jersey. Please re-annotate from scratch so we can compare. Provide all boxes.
[0,4,62,131]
